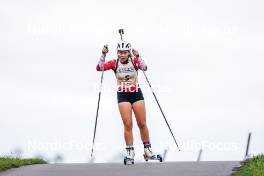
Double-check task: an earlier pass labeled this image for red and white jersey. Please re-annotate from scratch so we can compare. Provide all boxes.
[96,56,147,92]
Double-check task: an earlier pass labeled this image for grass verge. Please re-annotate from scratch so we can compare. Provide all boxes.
[233,154,264,176]
[0,156,47,172]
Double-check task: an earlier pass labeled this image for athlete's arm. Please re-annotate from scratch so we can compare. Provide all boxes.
[96,46,116,71]
[133,53,147,71]
[96,55,116,71]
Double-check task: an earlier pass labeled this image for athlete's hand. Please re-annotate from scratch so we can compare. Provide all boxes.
[102,45,109,55]
[132,49,139,57]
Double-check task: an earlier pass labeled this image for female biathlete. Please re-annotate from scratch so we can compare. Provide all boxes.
[96,41,157,162]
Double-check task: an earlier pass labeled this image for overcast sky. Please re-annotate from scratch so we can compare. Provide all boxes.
[1,0,264,163]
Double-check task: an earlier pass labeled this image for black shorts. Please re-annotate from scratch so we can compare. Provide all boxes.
[117,88,144,104]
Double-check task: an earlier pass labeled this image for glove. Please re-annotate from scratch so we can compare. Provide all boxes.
[132,49,140,57]
[98,45,108,68]
[102,45,109,56]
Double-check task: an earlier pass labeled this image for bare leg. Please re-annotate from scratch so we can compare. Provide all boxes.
[132,100,150,142]
[118,102,133,145]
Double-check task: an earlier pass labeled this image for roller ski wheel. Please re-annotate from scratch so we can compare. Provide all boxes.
[124,156,134,165]
[143,154,163,162]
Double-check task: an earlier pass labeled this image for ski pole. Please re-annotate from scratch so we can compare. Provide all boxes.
[90,45,108,158]
[142,70,181,151]
[118,29,124,41]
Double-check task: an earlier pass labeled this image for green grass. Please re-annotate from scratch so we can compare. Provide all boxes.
[233,154,264,176]
[0,156,47,172]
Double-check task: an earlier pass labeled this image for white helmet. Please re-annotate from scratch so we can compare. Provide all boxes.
[117,41,131,51]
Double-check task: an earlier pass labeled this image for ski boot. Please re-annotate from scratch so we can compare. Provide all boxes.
[143,144,163,162]
[124,147,135,165]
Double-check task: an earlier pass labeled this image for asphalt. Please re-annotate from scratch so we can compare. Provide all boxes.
[0,161,240,176]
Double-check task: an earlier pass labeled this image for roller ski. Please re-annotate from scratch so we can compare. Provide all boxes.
[143,144,163,162]
[124,147,135,165]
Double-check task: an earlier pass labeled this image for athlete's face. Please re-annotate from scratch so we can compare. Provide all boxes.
[118,50,130,62]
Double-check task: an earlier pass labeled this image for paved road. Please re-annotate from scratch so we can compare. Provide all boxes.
[0,161,240,176]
